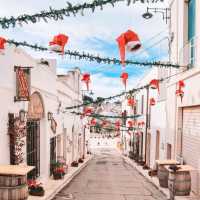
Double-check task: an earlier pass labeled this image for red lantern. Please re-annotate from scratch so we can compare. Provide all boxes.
[83,107,93,115]
[115,120,121,130]
[127,120,133,128]
[0,37,6,50]
[127,97,136,107]
[82,73,91,91]
[176,80,185,102]
[90,118,96,126]
[101,120,107,127]
[120,72,128,89]
[49,34,68,55]
[149,98,156,106]
[149,79,159,93]
[116,30,141,66]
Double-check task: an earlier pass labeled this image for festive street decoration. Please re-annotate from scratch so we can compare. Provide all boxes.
[138,121,145,128]
[127,96,136,107]
[82,73,91,90]
[116,30,141,66]
[71,111,140,119]
[6,39,181,68]
[0,0,165,29]
[149,97,156,106]
[127,120,133,128]
[49,34,68,55]
[90,118,96,126]
[83,107,93,115]
[176,80,185,101]
[149,79,159,93]
[101,120,107,127]
[115,120,121,130]
[0,37,6,49]
[120,72,128,89]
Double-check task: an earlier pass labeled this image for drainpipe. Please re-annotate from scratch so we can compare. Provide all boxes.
[144,86,150,165]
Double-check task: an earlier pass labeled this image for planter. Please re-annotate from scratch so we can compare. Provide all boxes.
[29,186,45,196]
[71,161,79,167]
[53,173,63,180]
[78,158,84,163]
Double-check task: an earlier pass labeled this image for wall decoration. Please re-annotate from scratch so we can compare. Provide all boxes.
[8,113,27,165]
[14,66,31,102]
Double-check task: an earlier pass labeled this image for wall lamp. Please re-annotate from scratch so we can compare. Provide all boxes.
[142,7,171,24]
[47,112,53,121]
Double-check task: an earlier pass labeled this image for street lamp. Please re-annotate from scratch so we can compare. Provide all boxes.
[142,7,171,24]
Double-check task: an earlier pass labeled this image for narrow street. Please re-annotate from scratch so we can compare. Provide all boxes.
[54,148,167,200]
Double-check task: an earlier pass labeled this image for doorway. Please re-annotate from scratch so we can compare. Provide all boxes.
[50,137,57,175]
[27,120,40,178]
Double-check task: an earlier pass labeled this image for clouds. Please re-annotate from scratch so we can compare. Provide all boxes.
[0,0,169,97]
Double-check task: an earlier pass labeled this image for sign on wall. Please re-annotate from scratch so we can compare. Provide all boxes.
[14,66,31,102]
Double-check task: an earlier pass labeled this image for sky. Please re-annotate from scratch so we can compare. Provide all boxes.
[0,0,169,98]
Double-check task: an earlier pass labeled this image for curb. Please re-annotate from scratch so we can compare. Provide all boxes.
[48,156,93,200]
[122,155,169,199]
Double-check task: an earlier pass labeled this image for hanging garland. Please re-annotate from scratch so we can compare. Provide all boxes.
[0,0,164,29]
[71,111,140,119]
[6,39,180,68]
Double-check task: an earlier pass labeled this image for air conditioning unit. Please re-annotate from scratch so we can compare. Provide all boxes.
[176,155,184,165]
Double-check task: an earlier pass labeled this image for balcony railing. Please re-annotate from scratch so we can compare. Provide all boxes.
[179,37,198,68]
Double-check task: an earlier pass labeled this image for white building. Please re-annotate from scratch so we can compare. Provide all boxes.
[0,44,85,183]
[166,0,200,194]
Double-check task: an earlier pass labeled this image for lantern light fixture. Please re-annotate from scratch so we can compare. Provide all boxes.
[47,112,53,121]
[19,110,26,122]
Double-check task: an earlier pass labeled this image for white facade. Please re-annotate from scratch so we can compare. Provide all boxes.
[0,44,85,183]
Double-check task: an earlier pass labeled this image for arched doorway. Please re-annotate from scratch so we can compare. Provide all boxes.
[27,92,44,178]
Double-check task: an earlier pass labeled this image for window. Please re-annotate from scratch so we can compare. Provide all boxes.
[141,95,144,114]
[188,0,196,66]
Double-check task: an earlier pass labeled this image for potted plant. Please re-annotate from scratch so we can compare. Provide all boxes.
[78,158,84,163]
[28,179,45,196]
[51,161,65,180]
[71,161,79,167]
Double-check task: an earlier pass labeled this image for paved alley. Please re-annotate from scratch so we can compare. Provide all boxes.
[54,148,167,200]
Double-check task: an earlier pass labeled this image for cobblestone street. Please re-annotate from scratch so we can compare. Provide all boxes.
[54,149,167,200]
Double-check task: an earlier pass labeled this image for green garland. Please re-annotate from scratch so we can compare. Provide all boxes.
[7,39,180,68]
[0,0,164,29]
[71,111,140,119]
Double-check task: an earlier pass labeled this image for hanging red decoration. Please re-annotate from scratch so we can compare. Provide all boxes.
[90,118,96,126]
[116,30,141,66]
[0,37,6,50]
[83,107,93,115]
[82,73,91,91]
[127,120,133,128]
[138,121,145,128]
[49,34,68,55]
[149,98,156,106]
[120,72,128,89]
[176,80,185,102]
[101,120,107,127]
[115,120,121,130]
[133,120,137,127]
[127,97,136,107]
[149,79,160,93]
